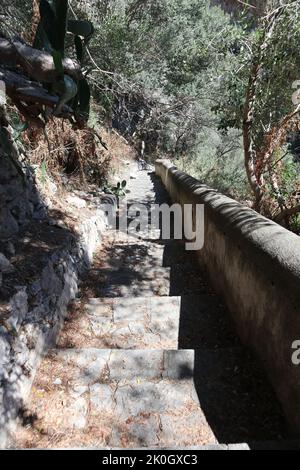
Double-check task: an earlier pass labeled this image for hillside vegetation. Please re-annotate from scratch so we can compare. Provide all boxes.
[0,0,300,231]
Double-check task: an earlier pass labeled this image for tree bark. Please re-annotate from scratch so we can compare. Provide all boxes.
[275,204,300,224]
[243,6,285,209]
[243,60,263,208]
[0,38,82,83]
[0,68,73,115]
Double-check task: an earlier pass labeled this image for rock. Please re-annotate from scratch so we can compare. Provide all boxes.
[0,335,10,369]
[53,378,62,386]
[0,208,19,238]
[67,397,88,429]
[71,385,88,398]
[48,219,65,229]
[0,157,18,183]
[29,280,42,296]
[9,199,33,226]
[32,204,47,221]
[47,179,58,195]
[66,195,87,209]
[41,264,63,296]
[11,341,29,370]
[0,182,107,448]
[28,186,42,205]
[2,178,24,201]
[8,288,28,331]
[19,323,40,351]
[0,253,14,273]
[4,241,15,257]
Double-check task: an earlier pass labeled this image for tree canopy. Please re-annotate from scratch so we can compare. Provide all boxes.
[1,0,300,230]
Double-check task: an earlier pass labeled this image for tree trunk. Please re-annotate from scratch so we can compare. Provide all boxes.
[242,5,285,210]
[243,60,263,208]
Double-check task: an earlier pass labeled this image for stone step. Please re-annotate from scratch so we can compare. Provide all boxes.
[12,347,285,449]
[105,228,163,245]
[95,261,211,298]
[97,266,171,297]
[58,295,239,350]
[100,235,202,269]
[12,349,217,449]
[10,168,287,450]
[102,443,250,450]
[97,233,166,271]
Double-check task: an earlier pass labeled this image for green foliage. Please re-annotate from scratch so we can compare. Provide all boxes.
[4,0,299,221]
[89,0,243,151]
[103,179,128,199]
[290,213,300,234]
[81,0,254,203]
[0,0,32,39]
[280,153,300,199]
[39,160,48,185]
[33,1,95,120]
[216,1,300,147]
[175,128,250,199]
[9,114,29,141]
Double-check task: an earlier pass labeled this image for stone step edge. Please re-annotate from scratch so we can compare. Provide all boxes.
[83,293,222,303]
[45,444,249,451]
[55,440,300,450]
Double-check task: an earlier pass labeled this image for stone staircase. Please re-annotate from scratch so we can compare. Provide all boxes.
[11,168,286,449]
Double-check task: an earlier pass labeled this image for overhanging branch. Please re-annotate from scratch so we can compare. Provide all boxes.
[275,204,300,223]
[0,68,73,116]
[0,38,82,83]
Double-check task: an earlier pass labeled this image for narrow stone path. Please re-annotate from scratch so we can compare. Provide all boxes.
[11,168,286,449]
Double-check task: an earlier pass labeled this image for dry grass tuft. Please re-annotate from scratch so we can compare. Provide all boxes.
[23,115,136,193]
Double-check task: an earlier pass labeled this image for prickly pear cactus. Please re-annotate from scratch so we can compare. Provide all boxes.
[34,0,94,123]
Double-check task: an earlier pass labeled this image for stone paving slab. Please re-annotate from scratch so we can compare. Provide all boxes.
[98,266,171,297]
[102,235,193,268]
[58,295,239,350]
[100,444,249,450]
[11,349,216,449]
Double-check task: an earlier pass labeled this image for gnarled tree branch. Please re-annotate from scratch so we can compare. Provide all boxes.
[0,68,73,115]
[275,204,300,224]
[0,38,82,83]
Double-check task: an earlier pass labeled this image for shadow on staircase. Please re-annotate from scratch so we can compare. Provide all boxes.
[149,172,289,445]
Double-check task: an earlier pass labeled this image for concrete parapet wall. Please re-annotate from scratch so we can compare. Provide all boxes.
[155,159,300,434]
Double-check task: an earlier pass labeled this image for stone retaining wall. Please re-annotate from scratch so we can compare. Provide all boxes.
[155,159,300,434]
[0,207,107,448]
[0,146,47,240]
